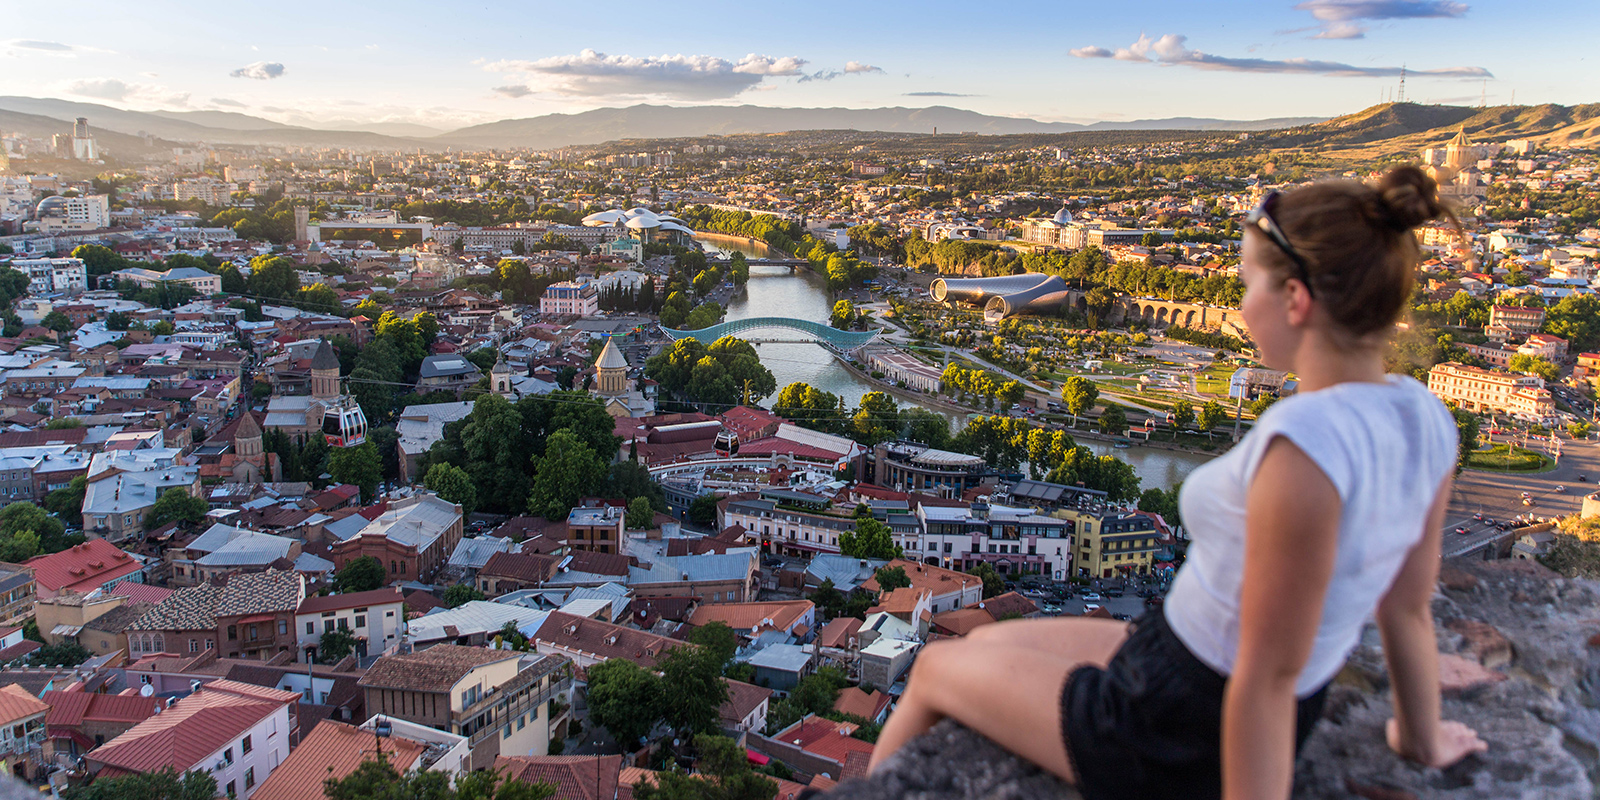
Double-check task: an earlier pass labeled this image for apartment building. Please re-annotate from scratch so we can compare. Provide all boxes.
[359,646,573,771]
[539,281,598,317]
[12,257,87,294]
[1058,509,1164,579]
[1428,361,1556,419]
[914,503,1075,580]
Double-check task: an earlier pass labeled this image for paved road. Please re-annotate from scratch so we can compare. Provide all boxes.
[1442,436,1598,557]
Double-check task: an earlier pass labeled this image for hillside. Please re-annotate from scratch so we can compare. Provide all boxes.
[0,97,427,150]
[1263,102,1600,157]
[0,108,174,159]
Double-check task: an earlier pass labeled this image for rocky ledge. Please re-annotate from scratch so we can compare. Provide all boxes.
[825,558,1600,800]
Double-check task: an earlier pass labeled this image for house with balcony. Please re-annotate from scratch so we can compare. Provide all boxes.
[869,441,994,499]
[253,716,469,800]
[565,506,623,554]
[0,684,49,781]
[83,680,299,800]
[125,569,306,661]
[358,645,573,771]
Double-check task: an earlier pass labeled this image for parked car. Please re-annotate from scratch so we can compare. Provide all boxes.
[1082,603,1102,613]
[1042,603,1062,615]
[1106,587,1125,598]
[1081,592,1103,602]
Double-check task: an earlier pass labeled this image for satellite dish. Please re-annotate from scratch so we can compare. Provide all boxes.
[139,685,154,697]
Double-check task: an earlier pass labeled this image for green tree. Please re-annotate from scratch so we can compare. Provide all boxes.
[1098,404,1127,435]
[840,516,900,560]
[317,629,358,664]
[44,475,87,518]
[632,734,777,800]
[1197,400,1226,433]
[1449,405,1480,475]
[527,429,606,520]
[330,442,383,503]
[626,496,656,529]
[966,562,1004,599]
[324,755,552,800]
[1061,376,1099,425]
[42,310,72,333]
[424,462,478,516]
[1170,399,1195,439]
[443,583,485,609]
[106,311,131,331]
[586,657,663,747]
[29,638,90,666]
[245,255,300,300]
[1569,422,1592,440]
[70,244,125,276]
[658,645,729,735]
[688,494,720,527]
[873,566,910,591]
[1508,353,1560,383]
[687,621,739,669]
[830,300,856,330]
[333,555,386,593]
[64,767,217,800]
[143,489,207,530]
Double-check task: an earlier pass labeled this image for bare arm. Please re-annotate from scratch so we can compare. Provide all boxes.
[1375,474,1487,767]
[1222,437,1341,800]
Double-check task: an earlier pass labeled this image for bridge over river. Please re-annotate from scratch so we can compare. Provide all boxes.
[661,316,881,352]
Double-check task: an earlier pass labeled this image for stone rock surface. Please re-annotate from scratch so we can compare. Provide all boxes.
[823,558,1600,799]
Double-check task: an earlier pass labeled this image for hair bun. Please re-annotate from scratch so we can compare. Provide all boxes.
[1373,165,1446,231]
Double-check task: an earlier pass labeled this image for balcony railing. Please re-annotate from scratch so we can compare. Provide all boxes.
[463,676,572,747]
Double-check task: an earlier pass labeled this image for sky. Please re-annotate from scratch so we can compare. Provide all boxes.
[1,0,1595,132]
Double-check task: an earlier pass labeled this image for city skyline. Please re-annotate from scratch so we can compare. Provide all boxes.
[2,0,1593,133]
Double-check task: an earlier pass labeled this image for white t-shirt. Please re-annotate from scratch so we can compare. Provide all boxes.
[1164,374,1458,696]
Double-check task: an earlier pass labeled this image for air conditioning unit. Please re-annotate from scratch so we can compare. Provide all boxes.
[214,759,229,772]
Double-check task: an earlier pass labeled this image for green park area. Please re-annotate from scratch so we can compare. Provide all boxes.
[1463,444,1554,472]
[1196,362,1239,396]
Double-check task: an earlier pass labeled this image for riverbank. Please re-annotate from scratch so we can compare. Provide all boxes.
[834,349,1233,457]
[693,231,792,259]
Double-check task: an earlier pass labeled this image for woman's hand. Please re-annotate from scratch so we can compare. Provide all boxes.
[1386,718,1487,768]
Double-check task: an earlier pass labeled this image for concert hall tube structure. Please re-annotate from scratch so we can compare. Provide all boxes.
[930,274,1071,321]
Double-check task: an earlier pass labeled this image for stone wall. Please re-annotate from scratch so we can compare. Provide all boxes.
[824,557,1600,799]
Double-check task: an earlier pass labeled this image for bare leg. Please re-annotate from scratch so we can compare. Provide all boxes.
[870,618,1130,782]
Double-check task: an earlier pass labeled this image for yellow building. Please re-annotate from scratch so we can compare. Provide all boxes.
[1052,509,1163,580]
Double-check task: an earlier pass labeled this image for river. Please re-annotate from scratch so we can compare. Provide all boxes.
[695,232,1211,490]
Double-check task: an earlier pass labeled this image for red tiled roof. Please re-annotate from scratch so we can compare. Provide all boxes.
[109,582,175,605]
[687,601,813,636]
[719,679,772,726]
[781,716,876,765]
[0,641,40,661]
[860,559,981,597]
[533,612,688,669]
[25,540,142,594]
[930,607,996,636]
[43,690,160,727]
[817,617,862,650]
[252,720,425,800]
[0,683,49,725]
[296,587,404,616]
[832,687,892,722]
[496,754,621,800]
[85,681,297,776]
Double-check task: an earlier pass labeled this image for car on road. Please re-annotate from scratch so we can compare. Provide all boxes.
[1524,497,1535,506]
[1579,475,1588,483]
[1454,527,1468,534]
[1473,512,1483,521]
[1521,491,1533,499]
[1083,604,1102,614]
[1042,603,1062,615]
[1080,591,1103,602]
[1556,485,1567,493]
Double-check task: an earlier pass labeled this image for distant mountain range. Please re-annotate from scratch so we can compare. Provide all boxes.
[0,96,1322,152]
[3,95,1596,155]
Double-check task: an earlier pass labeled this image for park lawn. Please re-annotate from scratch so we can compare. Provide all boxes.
[1463,444,1553,472]
[1196,363,1239,395]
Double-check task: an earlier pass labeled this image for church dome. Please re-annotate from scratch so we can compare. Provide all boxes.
[1051,206,1073,226]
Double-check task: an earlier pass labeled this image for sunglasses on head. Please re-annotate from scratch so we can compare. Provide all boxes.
[1247,190,1314,299]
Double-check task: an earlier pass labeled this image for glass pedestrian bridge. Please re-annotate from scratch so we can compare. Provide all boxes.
[661,316,881,351]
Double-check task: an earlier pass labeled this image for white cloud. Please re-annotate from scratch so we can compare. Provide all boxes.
[844,61,885,74]
[1070,32,1490,77]
[210,97,248,108]
[1296,0,1468,21]
[230,61,286,80]
[1312,22,1368,38]
[492,85,532,98]
[483,49,808,100]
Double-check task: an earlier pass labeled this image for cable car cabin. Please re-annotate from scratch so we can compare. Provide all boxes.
[323,399,368,448]
[714,429,739,458]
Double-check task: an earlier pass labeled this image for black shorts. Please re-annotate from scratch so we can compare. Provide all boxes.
[1061,611,1328,800]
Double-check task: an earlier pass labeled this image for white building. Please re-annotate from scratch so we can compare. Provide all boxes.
[294,586,408,662]
[12,257,87,294]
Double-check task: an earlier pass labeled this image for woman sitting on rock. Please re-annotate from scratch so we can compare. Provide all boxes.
[870,165,1488,800]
